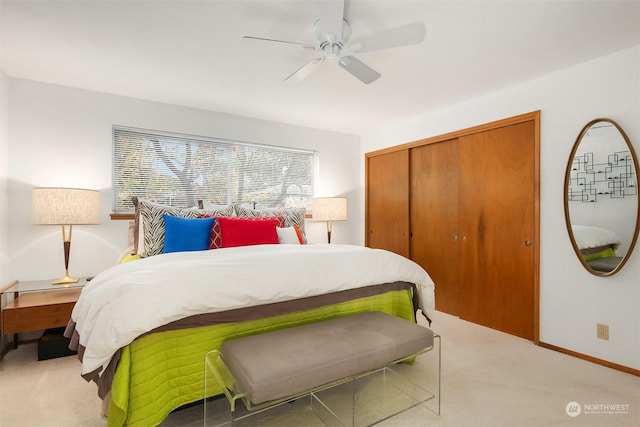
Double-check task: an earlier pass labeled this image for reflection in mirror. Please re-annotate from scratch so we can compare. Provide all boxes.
[565,118,640,276]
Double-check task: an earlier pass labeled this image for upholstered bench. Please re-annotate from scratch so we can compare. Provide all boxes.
[587,256,623,273]
[205,310,438,427]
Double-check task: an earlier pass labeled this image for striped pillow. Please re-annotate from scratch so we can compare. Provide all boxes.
[138,199,233,257]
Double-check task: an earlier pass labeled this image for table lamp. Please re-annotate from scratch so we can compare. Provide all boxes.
[312,197,348,243]
[32,187,100,285]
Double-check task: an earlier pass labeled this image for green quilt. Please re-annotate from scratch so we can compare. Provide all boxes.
[581,246,616,261]
[107,289,416,427]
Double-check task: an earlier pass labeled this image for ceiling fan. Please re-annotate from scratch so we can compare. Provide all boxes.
[242,0,426,84]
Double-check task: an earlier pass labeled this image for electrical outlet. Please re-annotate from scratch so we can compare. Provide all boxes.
[597,323,609,341]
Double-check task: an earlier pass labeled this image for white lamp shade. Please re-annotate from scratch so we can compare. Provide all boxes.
[32,187,100,225]
[312,197,348,221]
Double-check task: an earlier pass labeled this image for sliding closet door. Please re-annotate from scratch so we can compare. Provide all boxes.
[410,139,460,315]
[366,150,410,257]
[458,121,536,340]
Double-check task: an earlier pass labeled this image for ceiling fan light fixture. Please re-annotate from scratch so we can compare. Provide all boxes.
[321,42,341,59]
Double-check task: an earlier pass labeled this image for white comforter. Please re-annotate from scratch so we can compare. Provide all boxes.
[72,244,435,375]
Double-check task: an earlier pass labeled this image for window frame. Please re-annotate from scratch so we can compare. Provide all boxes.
[111,126,316,218]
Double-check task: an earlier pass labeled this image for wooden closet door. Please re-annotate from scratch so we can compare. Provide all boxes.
[366,150,410,257]
[410,139,460,315]
[458,121,535,340]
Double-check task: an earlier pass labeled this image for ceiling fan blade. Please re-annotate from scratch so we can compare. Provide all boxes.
[348,22,426,53]
[284,57,325,83]
[318,0,345,42]
[242,36,317,51]
[338,55,381,84]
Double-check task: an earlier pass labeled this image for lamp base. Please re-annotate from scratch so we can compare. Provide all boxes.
[52,271,79,285]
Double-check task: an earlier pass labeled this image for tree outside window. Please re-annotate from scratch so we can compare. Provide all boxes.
[113,127,315,213]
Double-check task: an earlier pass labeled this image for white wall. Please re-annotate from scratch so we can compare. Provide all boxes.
[6,78,361,281]
[0,70,8,286]
[0,69,8,353]
[361,46,640,370]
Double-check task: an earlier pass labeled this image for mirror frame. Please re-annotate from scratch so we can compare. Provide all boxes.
[564,118,640,276]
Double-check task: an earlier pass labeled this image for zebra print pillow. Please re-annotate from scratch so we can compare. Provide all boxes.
[234,205,307,243]
[138,199,233,257]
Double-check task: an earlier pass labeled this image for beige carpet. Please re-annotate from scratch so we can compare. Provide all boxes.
[0,311,638,427]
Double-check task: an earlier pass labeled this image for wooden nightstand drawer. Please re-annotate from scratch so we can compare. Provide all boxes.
[1,288,81,335]
[2,302,76,334]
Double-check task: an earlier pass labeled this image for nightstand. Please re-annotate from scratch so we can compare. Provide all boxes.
[0,278,87,350]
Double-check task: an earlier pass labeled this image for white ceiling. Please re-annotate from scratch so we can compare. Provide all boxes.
[1,0,639,135]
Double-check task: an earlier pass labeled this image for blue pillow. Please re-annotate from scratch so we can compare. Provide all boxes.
[162,214,215,253]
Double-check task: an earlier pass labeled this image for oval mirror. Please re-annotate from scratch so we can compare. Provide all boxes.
[564,118,640,276]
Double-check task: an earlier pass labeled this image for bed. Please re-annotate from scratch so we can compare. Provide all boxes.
[65,200,435,427]
[571,224,623,272]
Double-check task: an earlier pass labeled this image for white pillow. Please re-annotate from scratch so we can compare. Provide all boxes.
[571,225,622,249]
[276,226,302,245]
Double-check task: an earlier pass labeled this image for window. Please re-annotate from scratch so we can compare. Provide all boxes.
[113,126,316,213]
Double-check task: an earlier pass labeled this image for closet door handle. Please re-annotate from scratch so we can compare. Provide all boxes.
[452,234,459,241]
[460,235,467,241]
[525,240,533,246]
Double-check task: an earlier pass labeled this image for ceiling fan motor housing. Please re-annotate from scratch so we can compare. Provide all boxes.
[315,19,351,59]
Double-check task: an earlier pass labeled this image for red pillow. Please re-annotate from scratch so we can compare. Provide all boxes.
[198,214,229,249]
[293,225,305,244]
[218,217,279,248]
[199,215,285,249]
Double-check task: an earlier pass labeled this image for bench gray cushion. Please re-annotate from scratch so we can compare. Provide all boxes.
[587,256,623,272]
[221,311,433,404]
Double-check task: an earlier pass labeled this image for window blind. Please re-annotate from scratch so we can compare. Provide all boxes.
[112,126,315,213]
